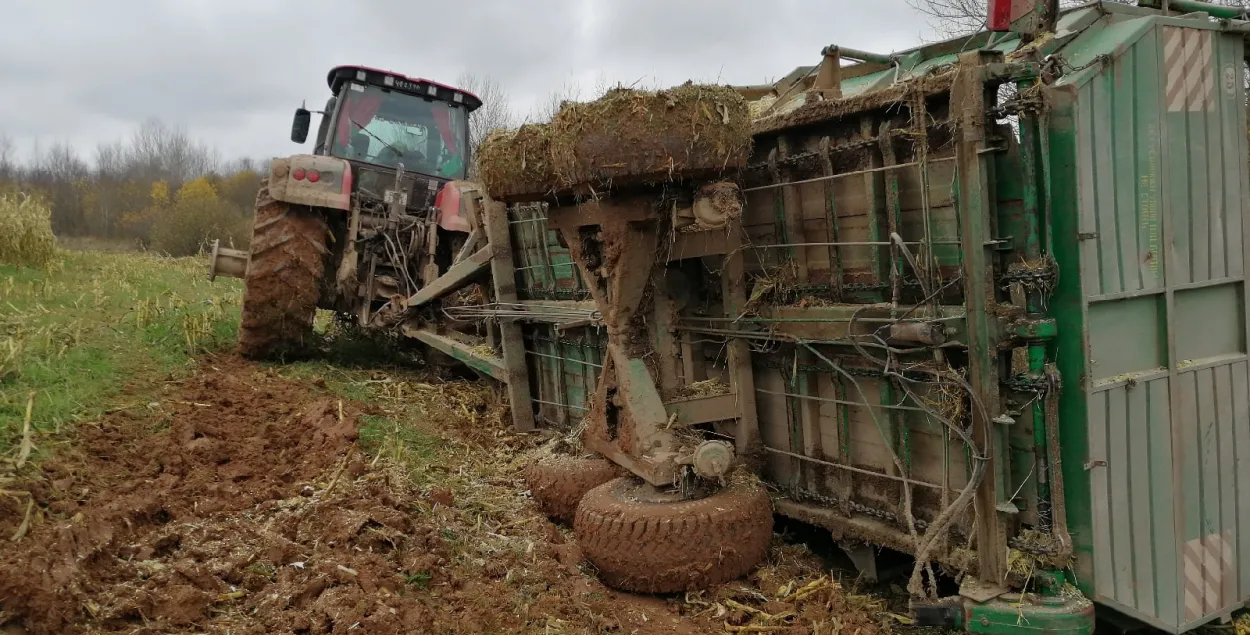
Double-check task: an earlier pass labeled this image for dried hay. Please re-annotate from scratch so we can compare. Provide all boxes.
[0,192,57,269]
[476,125,557,202]
[1007,529,1072,576]
[744,261,800,312]
[683,542,891,635]
[1235,612,1250,635]
[920,366,968,428]
[478,83,753,201]
[747,94,778,120]
[670,378,730,400]
[753,69,957,136]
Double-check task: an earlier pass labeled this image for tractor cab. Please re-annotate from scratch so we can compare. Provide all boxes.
[290,65,482,185]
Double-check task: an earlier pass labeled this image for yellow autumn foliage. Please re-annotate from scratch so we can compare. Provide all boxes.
[151,177,251,257]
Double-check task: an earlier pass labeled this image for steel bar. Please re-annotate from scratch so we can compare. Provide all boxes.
[818,137,846,299]
[754,387,928,413]
[760,445,946,490]
[740,157,956,193]
[953,50,1007,583]
[404,326,508,382]
[512,262,575,272]
[679,315,965,324]
[483,201,535,431]
[1140,0,1248,18]
[524,348,604,368]
[722,228,761,454]
[749,241,962,248]
[531,398,588,412]
[822,45,893,65]
[404,245,492,309]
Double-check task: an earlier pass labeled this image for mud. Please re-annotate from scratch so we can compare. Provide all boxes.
[237,189,329,359]
[0,356,890,634]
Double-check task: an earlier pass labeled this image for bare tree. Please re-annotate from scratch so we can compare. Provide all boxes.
[456,72,517,164]
[0,134,14,182]
[128,118,219,185]
[529,79,587,123]
[28,142,90,234]
[910,0,1248,36]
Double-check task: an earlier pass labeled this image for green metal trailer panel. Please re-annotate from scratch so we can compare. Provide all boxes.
[501,4,1250,632]
[1049,9,1250,632]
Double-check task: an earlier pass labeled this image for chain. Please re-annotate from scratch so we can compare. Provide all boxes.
[756,356,885,377]
[745,130,926,174]
[790,487,931,532]
[998,269,1057,290]
[755,355,940,383]
[1005,374,1051,394]
[766,279,939,295]
[520,288,592,301]
[1008,534,1062,557]
[526,335,607,351]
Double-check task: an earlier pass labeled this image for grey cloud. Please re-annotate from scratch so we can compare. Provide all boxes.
[0,0,935,163]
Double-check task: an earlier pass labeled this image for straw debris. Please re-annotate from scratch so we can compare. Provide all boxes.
[669,378,730,400]
[0,192,57,269]
[476,125,557,202]
[1007,529,1073,576]
[478,83,753,201]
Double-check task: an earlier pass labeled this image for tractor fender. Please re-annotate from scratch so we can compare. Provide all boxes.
[434,180,479,233]
[267,155,353,211]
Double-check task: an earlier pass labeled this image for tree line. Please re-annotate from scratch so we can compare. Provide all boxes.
[0,72,577,257]
[0,119,260,257]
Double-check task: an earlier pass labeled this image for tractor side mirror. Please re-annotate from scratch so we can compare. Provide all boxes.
[291,108,311,144]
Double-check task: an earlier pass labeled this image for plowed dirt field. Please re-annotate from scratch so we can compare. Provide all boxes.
[0,354,889,634]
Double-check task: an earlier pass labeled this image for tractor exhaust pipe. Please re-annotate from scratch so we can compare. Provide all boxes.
[208,239,249,281]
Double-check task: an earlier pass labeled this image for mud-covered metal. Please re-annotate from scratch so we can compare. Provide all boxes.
[487,3,1250,633]
[267,155,353,210]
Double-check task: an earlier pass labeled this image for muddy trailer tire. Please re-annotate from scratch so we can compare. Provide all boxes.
[238,180,329,360]
[523,456,619,525]
[574,476,773,594]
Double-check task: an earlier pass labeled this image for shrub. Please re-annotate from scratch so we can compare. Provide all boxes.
[150,178,252,257]
[0,192,57,268]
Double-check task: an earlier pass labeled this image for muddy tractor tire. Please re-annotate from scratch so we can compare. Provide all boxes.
[238,180,330,360]
[523,456,619,525]
[574,477,774,594]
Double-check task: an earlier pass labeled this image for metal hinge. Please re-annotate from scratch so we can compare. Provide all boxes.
[1078,232,1099,241]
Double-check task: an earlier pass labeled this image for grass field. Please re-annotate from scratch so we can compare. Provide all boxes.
[0,249,243,455]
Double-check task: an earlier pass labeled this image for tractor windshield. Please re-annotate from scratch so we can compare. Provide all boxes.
[330,83,469,179]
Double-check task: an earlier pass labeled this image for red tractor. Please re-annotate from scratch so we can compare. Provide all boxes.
[212,65,484,358]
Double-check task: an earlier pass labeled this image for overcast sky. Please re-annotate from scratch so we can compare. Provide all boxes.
[0,0,937,166]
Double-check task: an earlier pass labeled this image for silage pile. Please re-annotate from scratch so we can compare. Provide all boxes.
[0,192,56,268]
[478,83,753,201]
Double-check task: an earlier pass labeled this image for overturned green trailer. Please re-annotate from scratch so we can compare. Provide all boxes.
[449,2,1250,633]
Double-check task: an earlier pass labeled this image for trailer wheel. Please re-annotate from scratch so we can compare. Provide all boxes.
[523,455,619,525]
[238,180,329,359]
[574,476,773,593]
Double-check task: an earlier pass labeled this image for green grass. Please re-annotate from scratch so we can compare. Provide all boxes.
[0,249,243,455]
[359,413,443,460]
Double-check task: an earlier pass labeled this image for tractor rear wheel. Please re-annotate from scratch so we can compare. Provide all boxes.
[238,180,329,359]
[574,476,773,594]
[523,455,619,525]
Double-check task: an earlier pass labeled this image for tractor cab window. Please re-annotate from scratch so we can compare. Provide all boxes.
[331,83,468,179]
